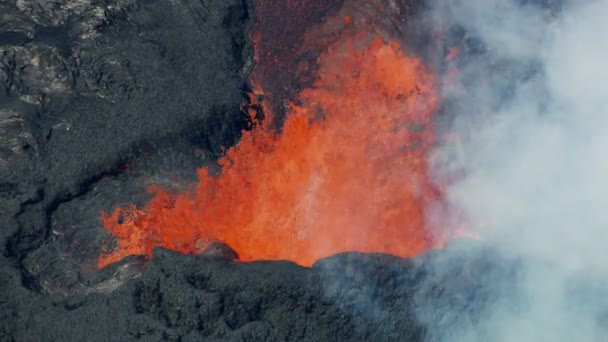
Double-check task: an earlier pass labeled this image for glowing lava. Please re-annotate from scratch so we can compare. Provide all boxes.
[98,34,443,268]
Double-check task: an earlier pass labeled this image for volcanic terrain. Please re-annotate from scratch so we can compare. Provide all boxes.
[0,0,549,341]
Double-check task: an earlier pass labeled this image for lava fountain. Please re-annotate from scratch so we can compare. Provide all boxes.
[98,2,449,268]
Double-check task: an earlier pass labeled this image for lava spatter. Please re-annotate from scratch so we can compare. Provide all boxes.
[98,33,444,268]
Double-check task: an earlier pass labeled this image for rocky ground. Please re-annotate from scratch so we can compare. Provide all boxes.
[0,0,517,341]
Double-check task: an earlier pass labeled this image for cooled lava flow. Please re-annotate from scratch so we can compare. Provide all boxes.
[98,2,447,268]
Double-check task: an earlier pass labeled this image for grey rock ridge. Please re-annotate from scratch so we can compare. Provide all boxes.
[0,0,517,341]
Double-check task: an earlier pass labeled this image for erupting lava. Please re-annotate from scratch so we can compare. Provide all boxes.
[99,31,444,268]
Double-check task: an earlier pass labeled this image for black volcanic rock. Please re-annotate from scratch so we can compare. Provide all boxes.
[1,0,251,252]
[0,0,253,339]
[2,245,514,342]
[1,0,251,273]
[201,242,240,261]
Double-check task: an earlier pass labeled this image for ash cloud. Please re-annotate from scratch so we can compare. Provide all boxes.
[423,0,608,341]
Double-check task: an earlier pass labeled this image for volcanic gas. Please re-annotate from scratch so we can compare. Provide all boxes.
[98,8,447,268]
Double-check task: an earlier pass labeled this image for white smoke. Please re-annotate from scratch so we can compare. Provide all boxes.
[425,0,608,341]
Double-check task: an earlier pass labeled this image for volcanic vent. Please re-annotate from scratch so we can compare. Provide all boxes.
[99,0,451,268]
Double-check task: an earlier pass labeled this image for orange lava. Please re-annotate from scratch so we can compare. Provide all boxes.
[98,35,443,268]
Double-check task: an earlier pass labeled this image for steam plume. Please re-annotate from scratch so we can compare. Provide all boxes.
[425,0,608,340]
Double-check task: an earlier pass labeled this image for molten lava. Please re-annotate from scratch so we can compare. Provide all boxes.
[98,34,444,268]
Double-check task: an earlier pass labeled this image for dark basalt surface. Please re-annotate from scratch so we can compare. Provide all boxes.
[3,242,515,341]
[2,0,252,277]
[0,0,518,341]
